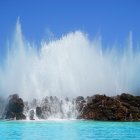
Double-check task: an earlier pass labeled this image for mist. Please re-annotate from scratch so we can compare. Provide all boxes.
[0,20,140,100]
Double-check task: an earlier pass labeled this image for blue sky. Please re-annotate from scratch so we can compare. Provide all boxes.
[0,0,140,55]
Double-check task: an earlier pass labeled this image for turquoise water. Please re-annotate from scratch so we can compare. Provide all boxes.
[0,120,140,140]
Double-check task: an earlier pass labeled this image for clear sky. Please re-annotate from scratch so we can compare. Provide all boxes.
[0,0,140,54]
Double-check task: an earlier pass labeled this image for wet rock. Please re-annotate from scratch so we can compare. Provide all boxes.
[3,93,140,121]
[24,101,29,112]
[36,106,42,118]
[29,110,35,120]
[78,93,140,121]
[76,96,85,103]
[4,94,26,120]
[44,96,49,103]
[118,93,140,108]
[75,96,85,112]
[16,113,26,120]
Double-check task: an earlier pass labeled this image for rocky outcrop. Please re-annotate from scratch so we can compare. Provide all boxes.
[1,93,140,121]
[29,110,35,120]
[36,107,43,119]
[4,94,26,120]
[118,93,140,108]
[75,96,86,112]
[78,94,140,121]
[35,96,76,119]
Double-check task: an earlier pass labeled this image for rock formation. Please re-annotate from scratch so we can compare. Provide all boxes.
[4,94,26,120]
[78,93,140,121]
[1,93,140,121]
[29,109,35,120]
[36,107,43,119]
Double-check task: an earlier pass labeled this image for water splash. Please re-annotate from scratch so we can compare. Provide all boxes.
[24,96,78,120]
[0,20,140,101]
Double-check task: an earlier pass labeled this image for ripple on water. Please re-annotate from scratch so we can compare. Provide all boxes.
[0,120,140,140]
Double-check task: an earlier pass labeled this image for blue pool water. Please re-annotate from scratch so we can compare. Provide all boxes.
[0,120,140,140]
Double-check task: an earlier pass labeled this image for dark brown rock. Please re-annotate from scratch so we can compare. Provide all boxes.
[16,113,26,120]
[78,93,140,121]
[4,94,26,120]
[118,93,140,108]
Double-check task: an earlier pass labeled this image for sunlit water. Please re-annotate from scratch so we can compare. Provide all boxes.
[0,120,140,140]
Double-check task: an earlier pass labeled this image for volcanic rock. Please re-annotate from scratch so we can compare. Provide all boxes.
[75,96,86,112]
[118,93,140,108]
[36,106,42,118]
[4,94,26,120]
[29,109,35,120]
[78,93,140,121]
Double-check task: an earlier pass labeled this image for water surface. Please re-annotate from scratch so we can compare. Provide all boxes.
[0,120,140,140]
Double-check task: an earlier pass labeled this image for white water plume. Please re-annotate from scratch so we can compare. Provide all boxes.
[0,20,140,100]
[24,97,77,120]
